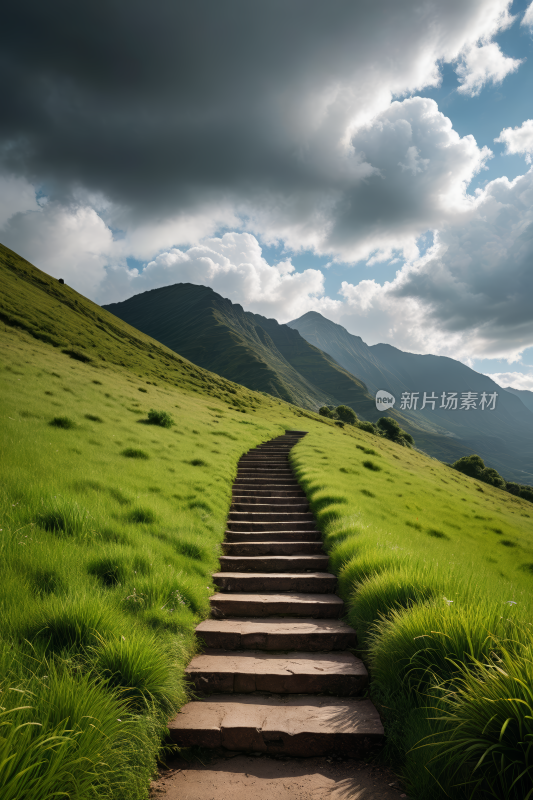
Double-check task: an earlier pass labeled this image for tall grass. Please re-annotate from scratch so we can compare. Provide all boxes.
[290,428,533,799]
[1,318,317,798]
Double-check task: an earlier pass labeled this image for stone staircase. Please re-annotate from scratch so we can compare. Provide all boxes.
[168,431,384,757]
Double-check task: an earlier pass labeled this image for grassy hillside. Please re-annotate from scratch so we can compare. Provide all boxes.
[1,242,532,799]
[0,244,325,799]
[290,433,533,799]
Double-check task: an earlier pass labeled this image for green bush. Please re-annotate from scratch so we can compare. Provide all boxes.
[318,405,333,417]
[451,455,533,502]
[358,420,377,434]
[377,416,414,447]
[335,405,358,424]
[147,408,174,428]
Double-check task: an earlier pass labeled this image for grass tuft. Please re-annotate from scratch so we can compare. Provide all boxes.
[147,409,174,428]
[127,507,156,524]
[122,448,149,459]
[61,348,93,363]
[49,416,76,429]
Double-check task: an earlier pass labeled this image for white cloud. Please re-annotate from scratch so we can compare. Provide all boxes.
[487,372,533,391]
[243,96,492,264]
[522,2,533,31]
[0,174,39,228]
[495,119,533,162]
[1,202,113,297]
[97,231,342,321]
[456,42,522,96]
[333,168,533,362]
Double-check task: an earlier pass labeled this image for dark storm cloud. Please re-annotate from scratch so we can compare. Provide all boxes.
[0,0,511,226]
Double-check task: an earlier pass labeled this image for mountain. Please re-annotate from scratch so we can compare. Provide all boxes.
[504,386,533,414]
[287,311,533,484]
[104,283,381,418]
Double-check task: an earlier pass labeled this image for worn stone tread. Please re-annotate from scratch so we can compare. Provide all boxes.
[195,617,357,650]
[222,541,323,555]
[210,592,344,618]
[168,695,383,756]
[219,554,329,572]
[186,649,367,694]
[212,571,336,593]
[225,530,321,542]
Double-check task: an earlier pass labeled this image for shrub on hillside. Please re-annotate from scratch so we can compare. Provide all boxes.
[358,420,377,434]
[376,416,414,447]
[452,454,507,489]
[147,409,174,428]
[335,405,358,425]
[318,406,333,417]
[451,456,533,503]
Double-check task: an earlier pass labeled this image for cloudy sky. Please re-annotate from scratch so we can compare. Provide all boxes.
[2,0,533,389]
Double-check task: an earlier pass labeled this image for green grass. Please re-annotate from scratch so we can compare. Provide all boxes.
[290,429,533,799]
[2,241,533,798]
[0,243,333,798]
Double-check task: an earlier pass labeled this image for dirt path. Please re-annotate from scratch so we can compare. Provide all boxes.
[151,754,408,800]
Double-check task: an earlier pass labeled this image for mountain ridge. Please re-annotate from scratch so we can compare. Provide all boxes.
[288,311,533,484]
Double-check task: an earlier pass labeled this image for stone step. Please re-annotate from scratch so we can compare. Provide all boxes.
[168,695,383,756]
[236,473,295,479]
[239,462,290,467]
[233,485,308,496]
[240,456,290,461]
[235,468,296,472]
[225,530,321,542]
[195,618,357,651]
[210,592,343,618]
[186,650,368,695]
[228,511,314,523]
[227,520,318,532]
[213,571,336,593]
[237,467,294,472]
[222,541,323,556]
[233,481,302,490]
[230,502,309,513]
[219,554,329,573]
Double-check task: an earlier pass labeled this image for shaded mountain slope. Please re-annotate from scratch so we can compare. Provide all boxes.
[504,386,533,414]
[288,311,533,484]
[104,283,380,418]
